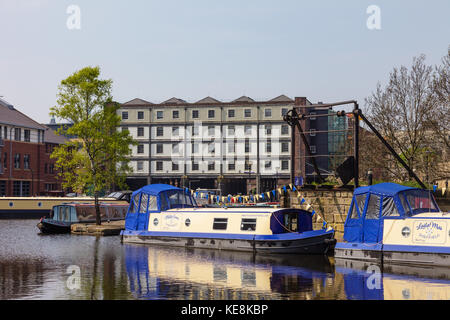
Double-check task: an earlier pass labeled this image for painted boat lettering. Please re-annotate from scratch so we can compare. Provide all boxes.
[413,220,447,244]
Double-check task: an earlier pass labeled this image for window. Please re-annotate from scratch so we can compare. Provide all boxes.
[44,163,48,174]
[14,154,20,169]
[227,125,235,136]
[281,142,289,153]
[192,143,199,154]
[192,110,199,119]
[365,194,381,219]
[24,130,30,142]
[240,218,257,231]
[264,108,272,117]
[172,143,179,154]
[244,109,252,118]
[281,108,288,117]
[148,196,158,211]
[310,129,316,136]
[208,161,215,171]
[245,139,250,153]
[3,152,6,169]
[139,193,148,213]
[208,110,215,118]
[355,194,367,218]
[156,127,164,136]
[208,143,215,154]
[23,155,30,169]
[172,126,179,136]
[266,142,272,153]
[281,160,289,170]
[137,161,144,171]
[172,110,179,119]
[399,193,411,216]
[156,111,163,119]
[208,126,215,136]
[122,111,128,120]
[213,218,228,230]
[310,112,316,120]
[245,161,252,171]
[137,144,144,154]
[137,127,144,137]
[192,126,199,136]
[265,161,272,169]
[156,144,163,154]
[281,125,289,135]
[382,196,400,217]
[172,162,179,171]
[14,128,21,141]
[192,162,199,171]
[130,194,139,213]
[156,161,163,171]
[228,109,235,118]
[310,145,317,154]
[13,181,30,197]
[244,125,252,135]
[402,189,439,215]
[228,142,235,153]
[265,125,272,135]
[137,111,144,120]
[228,162,235,171]
[0,181,6,197]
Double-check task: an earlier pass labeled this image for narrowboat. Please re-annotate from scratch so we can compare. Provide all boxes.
[120,184,336,254]
[0,191,131,219]
[335,183,450,266]
[37,202,129,234]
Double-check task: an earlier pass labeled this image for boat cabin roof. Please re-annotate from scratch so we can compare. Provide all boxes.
[353,182,415,197]
[133,184,183,197]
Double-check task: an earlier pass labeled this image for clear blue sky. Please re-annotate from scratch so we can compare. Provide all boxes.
[1,0,449,123]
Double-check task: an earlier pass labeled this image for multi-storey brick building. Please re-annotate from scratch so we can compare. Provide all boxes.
[118,95,343,195]
[0,98,67,196]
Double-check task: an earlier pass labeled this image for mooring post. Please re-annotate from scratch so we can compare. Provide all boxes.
[353,103,360,188]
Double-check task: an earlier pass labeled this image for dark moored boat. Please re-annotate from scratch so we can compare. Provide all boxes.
[37,202,129,234]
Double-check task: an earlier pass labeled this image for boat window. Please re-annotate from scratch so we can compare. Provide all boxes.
[213,218,228,230]
[160,194,169,211]
[167,190,194,209]
[399,194,412,216]
[365,194,381,219]
[381,196,399,217]
[402,189,439,216]
[58,207,64,221]
[64,206,70,221]
[71,207,77,222]
[240,218,257,231]
[355,194,367,217]
[148,196,158,211]
[52,207,58,220]
[130,194,139,213]
[349,202,358,219]
[139,193,149,213]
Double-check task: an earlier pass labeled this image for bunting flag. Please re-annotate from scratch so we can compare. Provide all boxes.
[306,204,311,210]
[433,185,437,192]
[272,190,276,197]
[289,184,293,190]
[283,186,287,193]
[300,198,306,204]
[266,192,270,199]
[277,188,282,195]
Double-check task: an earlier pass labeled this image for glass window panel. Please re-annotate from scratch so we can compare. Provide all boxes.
[139,193,149,213]
[355,194,367,216]
[382,196,399,217]
[365,194,381,219]
[148,196,158,211]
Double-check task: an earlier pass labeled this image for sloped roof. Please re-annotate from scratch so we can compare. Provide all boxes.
[162,97,187,104]
[232,96,254,103]
[354,183,416,196]
[43,126,69,144]
[122,98,153,106]
[133,184,182,197]
[195,96,222,104]
[0,98,47,130]
[269,95,294,102]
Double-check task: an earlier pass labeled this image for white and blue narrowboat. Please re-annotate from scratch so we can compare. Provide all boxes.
[120,184,336,254]
[335,183,450,266]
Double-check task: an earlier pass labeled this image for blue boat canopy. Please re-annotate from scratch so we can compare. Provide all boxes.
[125,184,197,231]
[344,183,440,243]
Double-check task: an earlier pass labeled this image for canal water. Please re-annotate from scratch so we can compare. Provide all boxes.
[0,220,449,300]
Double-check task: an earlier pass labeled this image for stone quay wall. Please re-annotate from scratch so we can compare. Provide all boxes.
[282,189,353,242]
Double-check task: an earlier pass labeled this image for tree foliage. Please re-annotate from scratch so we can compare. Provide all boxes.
[50,66,135,224]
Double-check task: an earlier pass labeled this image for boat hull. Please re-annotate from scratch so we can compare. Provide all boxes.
[335,242,450,266]
[121,229,336,255]
[37,219,72,234]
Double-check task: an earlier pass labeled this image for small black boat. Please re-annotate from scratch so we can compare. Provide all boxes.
[37,202,129,234]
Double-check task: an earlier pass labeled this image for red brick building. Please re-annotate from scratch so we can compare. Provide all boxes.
[0,98,67,196]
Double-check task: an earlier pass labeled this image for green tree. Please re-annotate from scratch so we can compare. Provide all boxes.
[50,66,135,225]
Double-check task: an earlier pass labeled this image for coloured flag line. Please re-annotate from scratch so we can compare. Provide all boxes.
[185,183,331,230]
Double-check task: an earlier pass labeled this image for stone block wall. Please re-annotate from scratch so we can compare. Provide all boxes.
[283,189,353,241]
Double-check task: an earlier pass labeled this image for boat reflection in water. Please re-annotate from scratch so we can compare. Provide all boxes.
[335,258,450,300]
[125,244,335,300]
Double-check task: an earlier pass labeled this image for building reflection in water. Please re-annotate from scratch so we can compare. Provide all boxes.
[335,258,450,300]
[0,259,46,299]
[124,244,337,300]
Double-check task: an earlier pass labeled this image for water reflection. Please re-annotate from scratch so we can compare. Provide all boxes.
[335,258,450,300]
[1,220,449,300]
[124,244,337,300]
